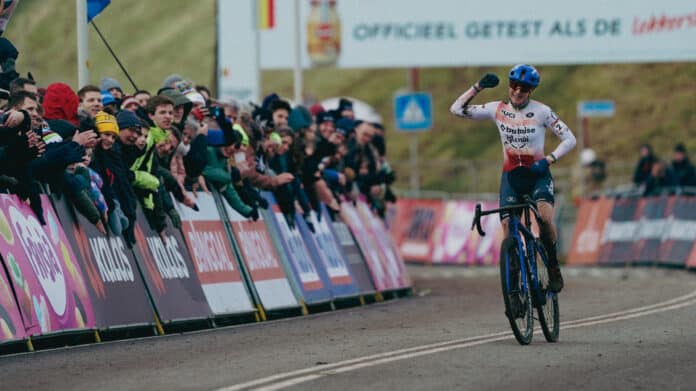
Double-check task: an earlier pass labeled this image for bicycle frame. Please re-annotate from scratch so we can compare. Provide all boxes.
[471,197,546,306]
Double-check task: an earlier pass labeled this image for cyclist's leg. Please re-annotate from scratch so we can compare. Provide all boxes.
[499,171,518,239]
[532,174,563,292]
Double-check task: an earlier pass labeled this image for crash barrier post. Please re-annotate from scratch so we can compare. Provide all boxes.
[50,194,156,332]
[130,205,213,325]
[0,194,96,340]
[215,191,301,313]
[173,191,257,317]
[568,194,696,267]
[390,198,504,266]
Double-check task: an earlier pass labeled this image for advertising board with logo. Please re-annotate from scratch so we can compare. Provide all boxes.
[0,195,95,335]
[174,192,256,315]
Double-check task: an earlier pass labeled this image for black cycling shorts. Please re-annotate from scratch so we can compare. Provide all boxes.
[499,167,554,220]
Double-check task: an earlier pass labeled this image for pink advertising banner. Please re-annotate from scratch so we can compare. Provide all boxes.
[0,264,24,342]
[0,194,95,336]
[355,201,411,289]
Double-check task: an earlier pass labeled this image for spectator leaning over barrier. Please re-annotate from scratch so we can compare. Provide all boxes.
[0,104,45,222]
[671,143,696,188]
[202,122,259,219]
[271,125,314,230]
[345,121,388,207]
[91,110,138,245]
[633,143,656,188]
[643,159,679,196]
[9,76,37,96]
[131,95,177,233]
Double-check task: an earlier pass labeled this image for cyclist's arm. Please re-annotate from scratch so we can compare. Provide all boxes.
[544,109,577,163]
[449,86,495,120]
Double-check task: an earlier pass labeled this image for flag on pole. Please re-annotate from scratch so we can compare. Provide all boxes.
[258,0,275,30]
[87,0,111,22]
[0,0,20,35]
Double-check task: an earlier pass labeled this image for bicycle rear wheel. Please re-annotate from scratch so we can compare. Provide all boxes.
[499,237,533,345]
[534,239,560,342]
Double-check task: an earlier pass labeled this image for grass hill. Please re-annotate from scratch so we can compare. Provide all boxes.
[6,0,695,195]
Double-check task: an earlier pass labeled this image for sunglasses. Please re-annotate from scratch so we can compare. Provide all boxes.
[509,82,533,93]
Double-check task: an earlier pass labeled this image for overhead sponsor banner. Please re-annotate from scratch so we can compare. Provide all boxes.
[0,194,95,335]
[664,196,696,267]
[299,209,360,298]
[598,196,641,265]
[567,197,615,266]
[131,207,212,322]
[632,195,673,264]
[219,195,299,310]
[52,196,154,329]
[0,263,24,342]
[174,192,255,315]
[392,199,443,263]
[330,217,376,295]
[218,0,696,71]
[260,193,332,304]
[355,201,411,289]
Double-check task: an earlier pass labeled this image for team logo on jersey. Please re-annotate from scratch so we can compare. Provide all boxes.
[526,112,534,118]
[501,109,516,119]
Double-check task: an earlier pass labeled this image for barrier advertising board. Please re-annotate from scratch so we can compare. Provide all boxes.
[132,207,212,322]
[598,196,641,265]
[260,193,332,304]
[299,209,360,298]
[567,197,615,266]
[220,197,299,310]
[52,196,154,328]
[355,201,411,289]
[330,217,376,295]
[0,194,94,335]
[174,192,255,315]
[340,202,392,291]
[391,199,443,263]
[632,195,673,264]
[664,196,696,267]
[0,264,24,342]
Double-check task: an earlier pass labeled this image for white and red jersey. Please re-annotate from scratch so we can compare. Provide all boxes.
[450,86,576,172]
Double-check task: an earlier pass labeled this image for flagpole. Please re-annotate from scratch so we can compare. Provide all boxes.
[76,0,89,87]
[292,0,303,105]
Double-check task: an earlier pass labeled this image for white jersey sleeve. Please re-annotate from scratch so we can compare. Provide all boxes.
[542,107,577,160]
[449,86,497,121]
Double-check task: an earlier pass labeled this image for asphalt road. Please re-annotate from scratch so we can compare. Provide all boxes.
[1,266,695,391]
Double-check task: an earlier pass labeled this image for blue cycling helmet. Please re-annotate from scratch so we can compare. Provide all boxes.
[509,64,540,88]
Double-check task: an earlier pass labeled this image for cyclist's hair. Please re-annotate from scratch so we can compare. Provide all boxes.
[8,90,37,109]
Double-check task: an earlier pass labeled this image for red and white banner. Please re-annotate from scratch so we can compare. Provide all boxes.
[175,192,255,315]
[221,200,299,310]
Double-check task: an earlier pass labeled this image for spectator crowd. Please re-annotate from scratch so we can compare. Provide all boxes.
[0,36,396,246]
[633,142,696,196]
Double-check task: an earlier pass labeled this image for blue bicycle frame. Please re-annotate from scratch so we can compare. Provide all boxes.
[472,197,548,306]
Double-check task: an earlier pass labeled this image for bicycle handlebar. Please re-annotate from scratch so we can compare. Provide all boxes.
[470,197,543,237]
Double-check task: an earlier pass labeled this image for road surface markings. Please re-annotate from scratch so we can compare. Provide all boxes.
[217,289,696,391]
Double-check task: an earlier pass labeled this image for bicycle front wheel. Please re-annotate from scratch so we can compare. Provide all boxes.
[499,237,533,345]
[534,239,560,342]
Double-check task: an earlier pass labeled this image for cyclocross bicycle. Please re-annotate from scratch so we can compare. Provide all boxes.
[471,196,559,345]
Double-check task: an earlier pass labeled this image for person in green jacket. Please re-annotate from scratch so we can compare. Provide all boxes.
[131,95,181,233]
[202,124,257,219]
